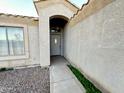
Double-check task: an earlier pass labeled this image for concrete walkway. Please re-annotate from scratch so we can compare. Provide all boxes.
[50,56,85,93]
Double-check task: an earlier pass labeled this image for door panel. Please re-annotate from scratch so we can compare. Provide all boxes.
[50,35,61,56]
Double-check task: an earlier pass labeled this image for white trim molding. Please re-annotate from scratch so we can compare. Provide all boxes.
[0,23,29,61]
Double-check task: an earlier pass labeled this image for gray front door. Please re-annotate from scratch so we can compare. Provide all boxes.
[50,34,61,56]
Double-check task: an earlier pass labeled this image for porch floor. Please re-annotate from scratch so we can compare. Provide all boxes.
[50,56,85,93]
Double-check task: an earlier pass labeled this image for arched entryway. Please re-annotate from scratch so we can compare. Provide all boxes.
[49,15,68,57]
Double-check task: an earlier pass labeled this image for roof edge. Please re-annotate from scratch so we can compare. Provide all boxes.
[65,0,79,9]
[0,13,39,21]
[34,0,79,10]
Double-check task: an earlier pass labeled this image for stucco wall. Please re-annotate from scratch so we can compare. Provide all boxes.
[64,0,124,93]
[36,2,75,66]
[0,16,40,68]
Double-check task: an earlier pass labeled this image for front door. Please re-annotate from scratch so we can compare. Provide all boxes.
[50,34,61,56]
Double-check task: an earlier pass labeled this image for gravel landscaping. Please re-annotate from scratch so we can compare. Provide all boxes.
[0,66,50,93]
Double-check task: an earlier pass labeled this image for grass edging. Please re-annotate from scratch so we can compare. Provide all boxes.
[0,68,14,72]
[68,65,102,93]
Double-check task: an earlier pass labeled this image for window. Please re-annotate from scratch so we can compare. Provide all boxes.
[0,26,25,57]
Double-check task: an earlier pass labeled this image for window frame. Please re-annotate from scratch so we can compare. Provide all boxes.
[0,23,29,61]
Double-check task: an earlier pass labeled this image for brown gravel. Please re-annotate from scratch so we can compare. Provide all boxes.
[0,66,50,93]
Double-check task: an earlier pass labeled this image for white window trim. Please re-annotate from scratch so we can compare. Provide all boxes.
[0,23,29,61]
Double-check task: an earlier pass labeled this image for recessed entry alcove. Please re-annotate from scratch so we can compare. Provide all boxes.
[50,15,68,57]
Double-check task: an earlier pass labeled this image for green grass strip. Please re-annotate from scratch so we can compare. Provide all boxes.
[0,68,13,72]
[68,65,102,93]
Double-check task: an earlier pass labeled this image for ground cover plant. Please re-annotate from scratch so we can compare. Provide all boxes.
[68,65,102,93]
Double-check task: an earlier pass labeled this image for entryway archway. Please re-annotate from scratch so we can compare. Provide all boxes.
[50,15,68,57]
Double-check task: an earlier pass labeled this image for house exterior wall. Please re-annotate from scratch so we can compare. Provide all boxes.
[64,0,124,93]
[0,16,40,68]
[36,3,75,66]
[0,1,76,67]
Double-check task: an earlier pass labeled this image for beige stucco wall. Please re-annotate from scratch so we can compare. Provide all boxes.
[0,15,40,68]
[64,0,124,93]
[36,2,75,66]
[0,1,77,67]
